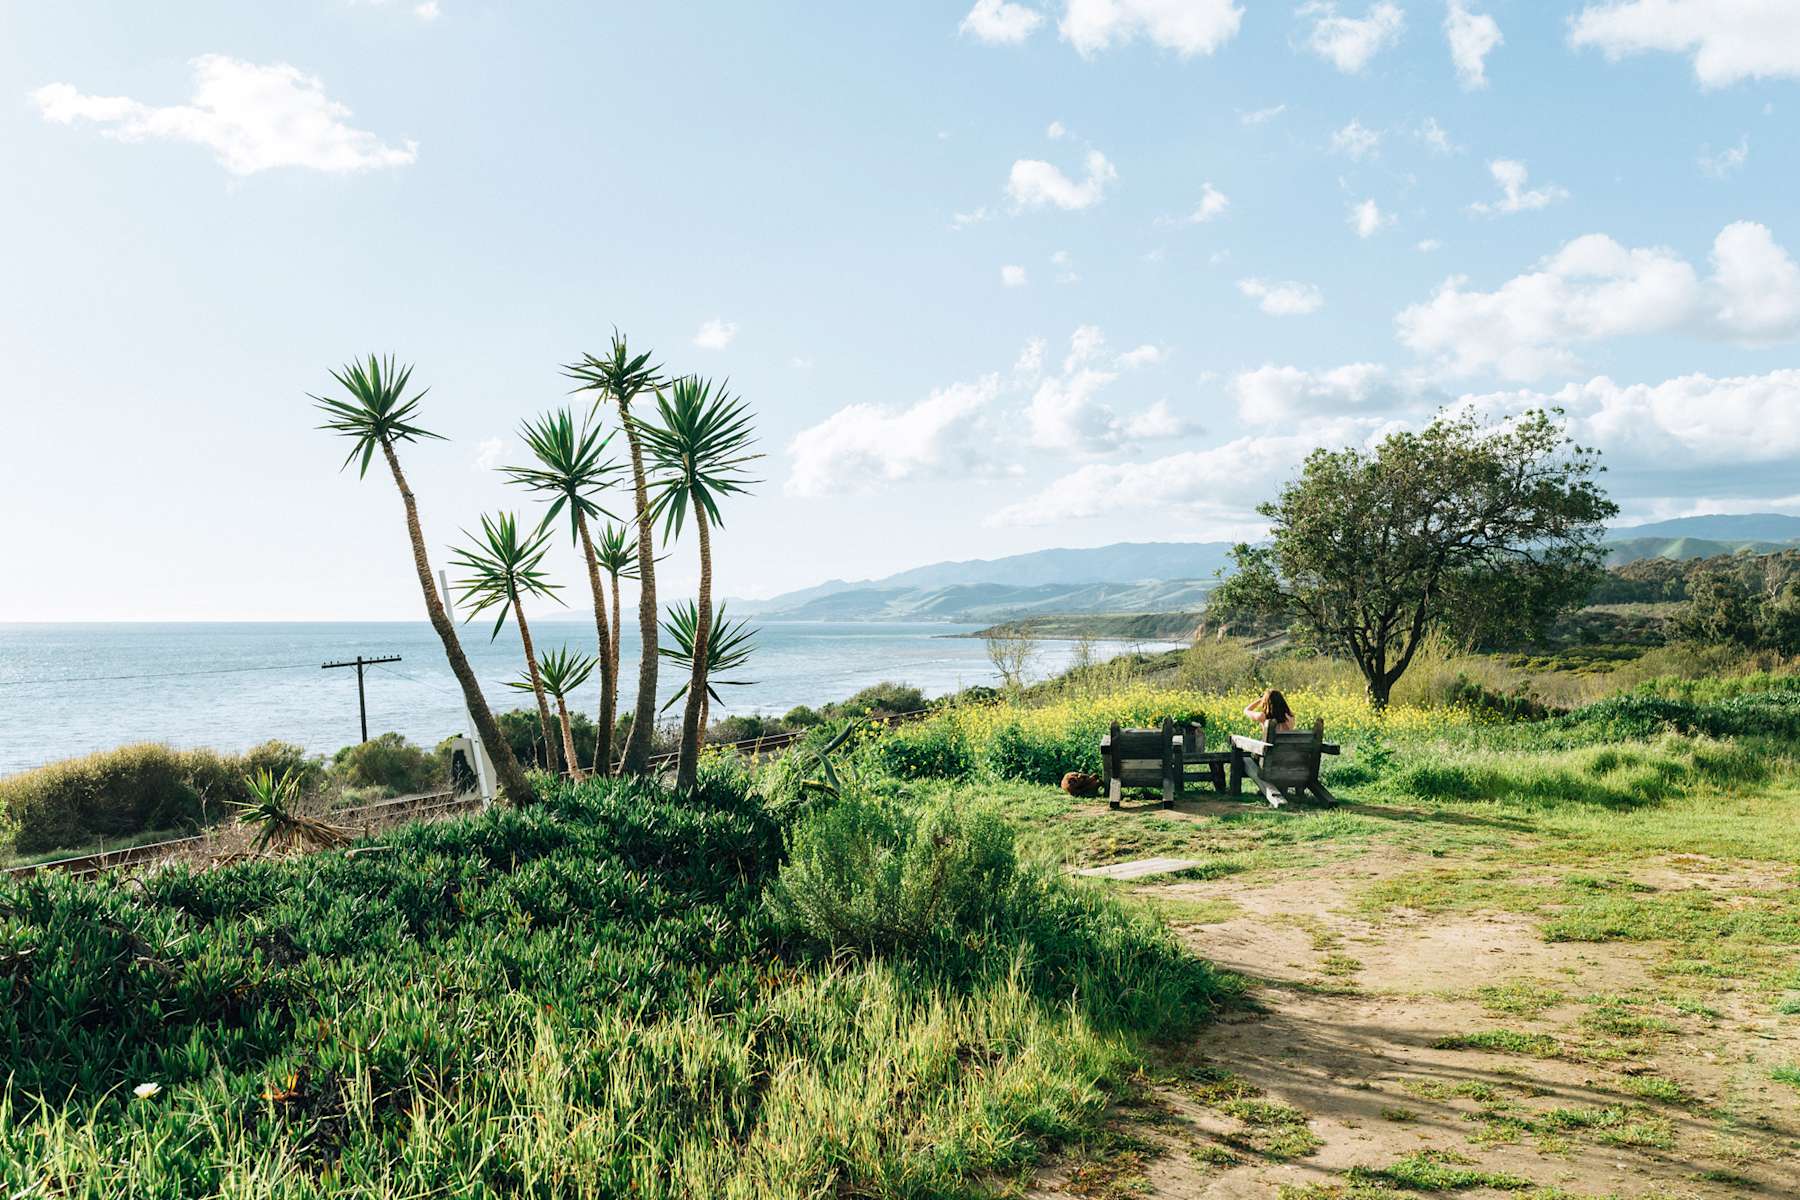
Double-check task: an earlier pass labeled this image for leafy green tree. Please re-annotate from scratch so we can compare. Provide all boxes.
[1758,582,1800,655]
[658,600,757,737]
[641,377,762,789]
[1672,570,1760,647]
[504,409,621,776]
[311,356,534,804]
[563,334,666,774]
[507,646,596,782]
[451,513,565,773]
[1211,408,1616,706]
[592,522,639,774]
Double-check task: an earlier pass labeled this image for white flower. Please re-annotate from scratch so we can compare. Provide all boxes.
[133,1082,162,1099]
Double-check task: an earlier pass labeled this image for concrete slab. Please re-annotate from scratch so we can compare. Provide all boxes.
[1074,856,1202,881]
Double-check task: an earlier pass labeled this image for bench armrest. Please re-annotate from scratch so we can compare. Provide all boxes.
[1229,734,1271,755]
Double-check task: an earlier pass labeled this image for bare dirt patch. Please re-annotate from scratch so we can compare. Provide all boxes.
[1030,847,1800,1199]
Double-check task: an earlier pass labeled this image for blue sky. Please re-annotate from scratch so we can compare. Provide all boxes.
[3,1,1797,621]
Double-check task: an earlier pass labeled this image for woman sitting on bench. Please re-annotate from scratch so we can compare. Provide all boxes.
[1244,688,1296,733]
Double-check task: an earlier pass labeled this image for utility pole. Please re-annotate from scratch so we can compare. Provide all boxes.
[321,654,402,743]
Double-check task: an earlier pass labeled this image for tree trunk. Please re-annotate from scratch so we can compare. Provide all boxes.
[616,406,659,775]
[512,595,561,775]
[608,569,625,775]
[555,694,584,783]
[378,441,534,804]
[575,512,613,778]
[675,507,712,791]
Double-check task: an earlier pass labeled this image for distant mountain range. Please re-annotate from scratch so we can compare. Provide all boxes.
[732,517,1800,624]
[733,542,1235,623]
[1604,513,1800,567]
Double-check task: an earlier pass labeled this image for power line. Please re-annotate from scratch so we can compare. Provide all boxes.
[0,662,318,688]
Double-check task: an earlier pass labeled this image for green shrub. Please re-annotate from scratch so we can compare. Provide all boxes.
[0,744,253,854]
[979,721,1095,784]
[782,704,823,727]
[768,794,1015,950]
[828,682,927,720]
[329,732,445,797]
[864,717,975,780]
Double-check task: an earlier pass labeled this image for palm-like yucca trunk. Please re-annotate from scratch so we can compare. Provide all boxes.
[608,568,625,772]
[574,512,613,777]
[553,693,584,783]
[510,595,562,774]
[378,441,534,803]
[617,412,659,774]
[675,507,713,790]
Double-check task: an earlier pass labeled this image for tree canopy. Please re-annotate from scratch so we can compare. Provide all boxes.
[1209,408,1617,705]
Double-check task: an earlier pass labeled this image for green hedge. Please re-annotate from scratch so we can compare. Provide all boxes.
[0,741,317,855]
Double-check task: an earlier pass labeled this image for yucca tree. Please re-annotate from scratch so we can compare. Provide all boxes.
[312,356,534,804]
[503,409,621,777]
[563,333,665,775]
[507,646,595,783]
[658,600,758,737]
[641,377,761,790]
[592,522,639,773]
[450,512,565,774]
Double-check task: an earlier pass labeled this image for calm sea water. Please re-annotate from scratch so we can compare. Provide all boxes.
[0,621,1175,775]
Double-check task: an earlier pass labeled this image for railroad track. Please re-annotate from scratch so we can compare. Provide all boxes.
[4,708,935,882]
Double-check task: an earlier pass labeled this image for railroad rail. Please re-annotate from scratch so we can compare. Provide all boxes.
[4,707,936,881]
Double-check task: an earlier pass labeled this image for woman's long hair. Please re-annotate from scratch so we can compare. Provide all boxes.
[1256,688,1294,728]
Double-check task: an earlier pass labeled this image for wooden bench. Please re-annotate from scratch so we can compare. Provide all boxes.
[1101,717,1234,809]
[1229,718,1340,808]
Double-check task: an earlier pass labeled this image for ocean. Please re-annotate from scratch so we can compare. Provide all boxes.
[0,620,1177,775]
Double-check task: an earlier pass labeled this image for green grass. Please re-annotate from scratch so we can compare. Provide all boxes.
[1432,1029,1563,1058]
[0,771,1240,1198]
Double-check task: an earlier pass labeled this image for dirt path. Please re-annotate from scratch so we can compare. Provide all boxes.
[1028,847,1800,1200]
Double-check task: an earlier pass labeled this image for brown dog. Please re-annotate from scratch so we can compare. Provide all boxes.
[1061,771,1102,798]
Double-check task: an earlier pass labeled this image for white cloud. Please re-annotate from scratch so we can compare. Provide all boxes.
[1024,326,1188,452]
[990,416,1379,527]
[692,319,738,350]
[1015,337,1048,376]
[1186,182,1231,223]
[1232,362,1401,424]
[1709,219,1800,343]
[30,55,417,175]
[1698,134,1749,178]
[1001,264,1029,287]
[1241,103,1288,124]
[1237,277,1326,316]
[786,376,1002,496]
[413,1,441,20]
[961,0,1046,44]
[1416,238,1443,252]
[1469,159,1569,215]
[1467,370,1800,467]
[1569,0,1800,88]
[1444,0,1502,88]
[1051,249,1081,283]
[472,437,506,472]
[1007,148,1118,210]
[1046,119,1067,138]
[1349,198,1393,238]
[1417,116,1456,153]
[790,356,815,370]
[951,206,993,229]
[1300,2,1406,73]
[1330,118,1381,159]
[1060,0,1246,57]
[1395,222,1800,380]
